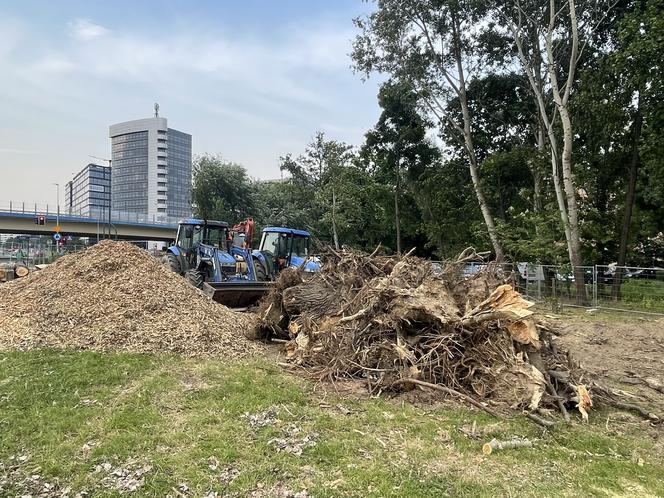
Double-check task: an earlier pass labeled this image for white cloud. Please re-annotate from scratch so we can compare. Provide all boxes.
[27,21,356,110]
[67,18,109,41]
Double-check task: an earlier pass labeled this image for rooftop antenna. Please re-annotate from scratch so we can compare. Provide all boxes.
[154,102,159,118]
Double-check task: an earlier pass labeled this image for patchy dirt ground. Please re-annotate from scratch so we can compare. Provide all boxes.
[553,312,664,411]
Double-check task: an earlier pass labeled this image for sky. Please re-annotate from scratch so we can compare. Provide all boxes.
[0,0,382,206]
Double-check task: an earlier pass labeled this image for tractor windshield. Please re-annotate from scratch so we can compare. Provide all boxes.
[204,226,228,248]
[177,224,228,250]
[260,232,309,259]
[261,232,289,259]
[291,235,309,258]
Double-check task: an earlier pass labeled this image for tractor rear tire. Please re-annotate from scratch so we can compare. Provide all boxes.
[253,258,268,281]
[186,269,204,289]
[162,253,182,275]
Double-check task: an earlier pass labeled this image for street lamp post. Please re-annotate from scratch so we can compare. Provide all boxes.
[53,182,60,252]
[53,183,60,227]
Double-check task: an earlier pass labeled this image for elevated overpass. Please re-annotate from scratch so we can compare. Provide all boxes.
[0,203,177,242]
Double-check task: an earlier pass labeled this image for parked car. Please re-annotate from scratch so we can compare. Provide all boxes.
[554,268,594,284]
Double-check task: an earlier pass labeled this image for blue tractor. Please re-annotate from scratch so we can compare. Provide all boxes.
[251,227,320,281]
[162,218,319,307]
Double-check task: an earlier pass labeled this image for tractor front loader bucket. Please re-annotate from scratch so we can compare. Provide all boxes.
[202,281,272,309]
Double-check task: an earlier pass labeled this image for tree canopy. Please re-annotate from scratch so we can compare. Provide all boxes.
[192,0,663,267]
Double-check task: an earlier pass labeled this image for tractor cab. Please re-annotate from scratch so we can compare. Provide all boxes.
[163,219,239,282]
[175,219,230,254]
[252,227,320,280]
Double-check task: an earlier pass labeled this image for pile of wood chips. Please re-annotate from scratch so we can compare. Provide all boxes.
[0,241,261,357]
[254,247,656,426]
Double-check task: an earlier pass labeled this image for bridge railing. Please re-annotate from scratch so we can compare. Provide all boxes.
[0,201,180,225]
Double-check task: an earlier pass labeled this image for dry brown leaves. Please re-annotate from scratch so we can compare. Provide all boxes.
[0,241,261,357]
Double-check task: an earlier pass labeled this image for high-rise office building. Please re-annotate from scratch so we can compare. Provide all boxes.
[65,163,112,218]
[109,112,192,221]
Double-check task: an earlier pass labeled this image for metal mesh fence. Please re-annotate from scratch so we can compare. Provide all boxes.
[595,265,664,314]
[513,264,595,308]
[441,261,664,316]
[0,242,87,266]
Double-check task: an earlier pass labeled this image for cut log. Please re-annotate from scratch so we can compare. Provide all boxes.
[15,265,30,278]
[483,437,533,455]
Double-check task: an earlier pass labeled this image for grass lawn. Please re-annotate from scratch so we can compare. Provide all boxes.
[1,350,663,497]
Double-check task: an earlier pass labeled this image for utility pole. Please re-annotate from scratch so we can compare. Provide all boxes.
[89,155,113,239]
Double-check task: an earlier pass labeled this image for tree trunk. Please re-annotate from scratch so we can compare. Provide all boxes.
[332,187,340,250]
[461,106,504,261]
[533,126,544,212]
[545,0,586,304]
[394,157,402,255]
[452,13,504,262]
[533,169,542,213]
[558,105,587,304]
[514,21,573,260]
[612,94,643,299]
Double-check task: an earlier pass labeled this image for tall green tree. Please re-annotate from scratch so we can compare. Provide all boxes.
[611,0,664,269]
[352,0,505,259]
[359,80,440,254]
[191,154,255,223]
[280,132,354,249]
[497,0,623,301]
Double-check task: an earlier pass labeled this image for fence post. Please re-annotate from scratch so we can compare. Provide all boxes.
[593,266,598,308]
[537,265,542,300]
[552,276,556,302]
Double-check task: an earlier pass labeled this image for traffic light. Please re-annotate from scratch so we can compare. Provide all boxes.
[33,215,45,225]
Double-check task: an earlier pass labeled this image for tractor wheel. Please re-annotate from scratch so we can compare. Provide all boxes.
[161,253,182,275]
[253,258,268,281]
[186,269,204,289]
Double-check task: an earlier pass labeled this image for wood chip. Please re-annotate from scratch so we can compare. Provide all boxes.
[0,241,262,357]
